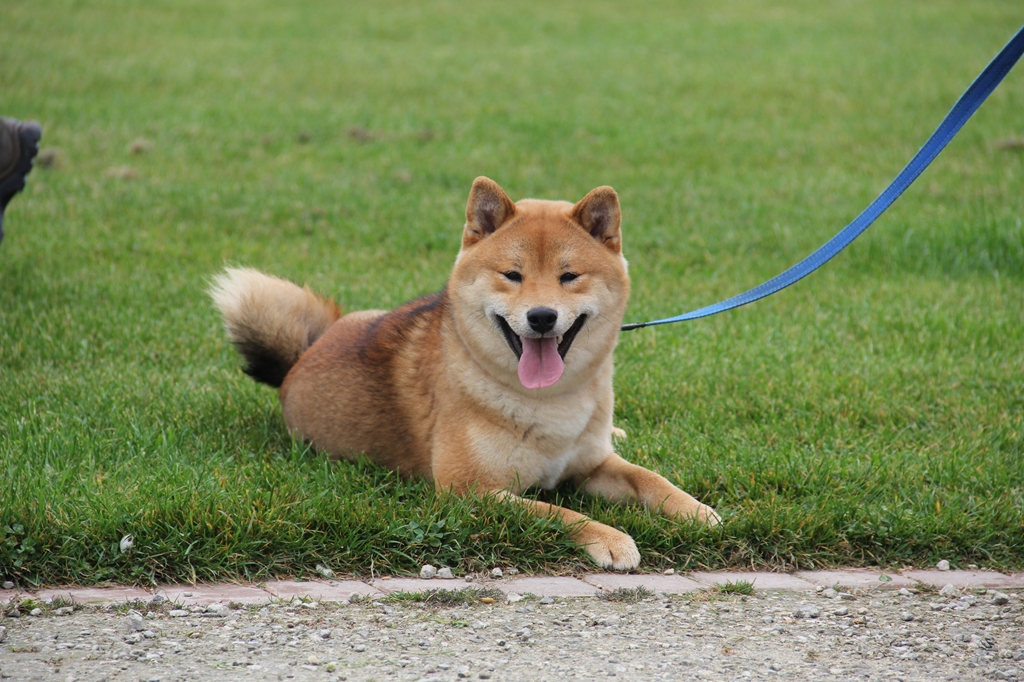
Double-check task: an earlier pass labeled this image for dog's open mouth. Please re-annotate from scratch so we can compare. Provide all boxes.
[496,314,587,389]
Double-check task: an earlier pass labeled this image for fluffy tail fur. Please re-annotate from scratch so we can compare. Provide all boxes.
[209,267,341,387]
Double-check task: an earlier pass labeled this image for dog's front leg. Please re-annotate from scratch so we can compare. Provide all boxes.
[492,490,641,571]
[575,453,721,525]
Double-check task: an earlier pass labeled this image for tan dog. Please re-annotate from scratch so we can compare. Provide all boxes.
[211,177,719,570]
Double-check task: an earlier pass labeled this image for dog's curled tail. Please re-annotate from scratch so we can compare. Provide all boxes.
[209,267,341,387]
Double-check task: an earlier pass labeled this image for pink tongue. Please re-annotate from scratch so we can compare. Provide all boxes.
[518,337,564,389]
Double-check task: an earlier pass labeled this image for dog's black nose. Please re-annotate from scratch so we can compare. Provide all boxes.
[527,307,558,334]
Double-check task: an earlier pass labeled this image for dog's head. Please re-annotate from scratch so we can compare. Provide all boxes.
[449,177,630,392]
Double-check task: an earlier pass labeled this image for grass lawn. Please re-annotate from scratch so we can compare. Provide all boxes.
[1,0,1022,586]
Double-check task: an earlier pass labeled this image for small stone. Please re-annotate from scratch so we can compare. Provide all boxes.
[838,592,855,601]
[793,605,821,619]
[151,594,166,604]
[898,588,913,597]
[143,630,157,639]
[900,611,914,621]
[353,643,366,652]
[491,568,503,578]
[308,655,320,665]
[821,588,838,599]
[5,608,20,618]
[761,615,774,623]
[29,608,42,617]
[54,606,73,616]
[0,625,5,642]
[506,567,519,575]
[205,603,232,617]
[315,564,335,579]
[126,612,145,631]
[169,609,189,618]
[539,596,554,605]
[437,567,454,579]
[506,593,523,604]
[969,634,993,650]
[319,629,331,639]
[936,560,950,571]
[1,581,13,590]
[457,666,471,678]
[124,632,143,644]
[991,592,1010,606]
[420,565,437,580]
[939,584,959,598]
[834,607,849,616]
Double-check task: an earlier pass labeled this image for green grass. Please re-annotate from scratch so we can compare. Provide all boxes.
[383,588,506,607]
[1,0,1022,586]
[713,581,756,597]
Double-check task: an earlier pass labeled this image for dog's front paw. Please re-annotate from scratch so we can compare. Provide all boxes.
[577,522,640,571]
[697,503,721,526]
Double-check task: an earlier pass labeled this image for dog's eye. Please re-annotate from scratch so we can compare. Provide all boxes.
[502,271,523,282]
[559,272,579,284]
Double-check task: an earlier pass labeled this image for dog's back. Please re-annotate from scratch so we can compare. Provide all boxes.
[280,292,448,476]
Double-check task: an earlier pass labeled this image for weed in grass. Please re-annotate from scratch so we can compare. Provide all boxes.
[384,588,506,607]
[683,589,753,605]
[714,580,756,596]
[601,586,655,603]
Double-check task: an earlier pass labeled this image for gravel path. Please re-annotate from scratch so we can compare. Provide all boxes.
[1,585,1021,681]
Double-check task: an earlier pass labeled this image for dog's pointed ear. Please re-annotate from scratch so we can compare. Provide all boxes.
[463,177,517,248]
[571,186,621,253]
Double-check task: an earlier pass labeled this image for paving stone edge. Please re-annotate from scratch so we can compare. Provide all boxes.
[2,568,1022,605]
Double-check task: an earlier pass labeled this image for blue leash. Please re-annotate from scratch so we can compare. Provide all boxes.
[621,25,1024,332]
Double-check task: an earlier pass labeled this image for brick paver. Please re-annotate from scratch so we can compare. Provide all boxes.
[495,576,599,597]
[155,583,271,605]
[3,568,1021,606]
[582,572,703,594]
[0,588,29,604]
[690,571,817,591]
[35,586,151,604]
[794,569,916,589]
[901,570,1022,589]
[370,578,480,594]
[263,580,383,602]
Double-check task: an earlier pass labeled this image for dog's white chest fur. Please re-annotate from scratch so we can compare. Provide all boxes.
[466,387,609,491]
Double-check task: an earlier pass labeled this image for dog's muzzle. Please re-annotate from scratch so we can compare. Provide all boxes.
[496,314,587,360]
